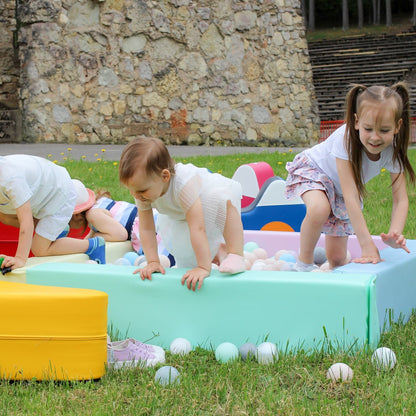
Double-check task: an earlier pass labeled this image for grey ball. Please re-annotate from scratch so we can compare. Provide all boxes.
[239,342,257,361]
[314,247,327,265]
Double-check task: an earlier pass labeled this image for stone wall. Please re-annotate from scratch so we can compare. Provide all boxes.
[16,0,319,146]
[0,0,21,142]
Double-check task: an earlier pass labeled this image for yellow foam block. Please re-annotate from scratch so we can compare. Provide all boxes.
[0,281,108,381]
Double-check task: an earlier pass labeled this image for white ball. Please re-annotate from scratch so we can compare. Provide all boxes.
[326,363,353,382]
[85,259,98,264]
[250,259,266,271]
[211,263,219,270]
[215,342,239,363]
[256,342,278,365]
[274,250,289,260]
[371,347,397,370]
[159,254,171,268]
[170,338,192,355]
[155,366,180,386]
[113,257,131,266]
[134,255,147,266]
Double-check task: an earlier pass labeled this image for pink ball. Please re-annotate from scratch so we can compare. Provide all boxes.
[253,247,268,260]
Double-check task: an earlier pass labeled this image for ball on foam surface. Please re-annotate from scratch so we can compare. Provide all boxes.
[170,338,192,355]
[134,255,147,267]
[114,257,131,266]
[326,363,353,382]
[155,365,180,386]
[371,347,396,370]
[215,342,239,363]
[278,253,296,263]
[123,251,139,265]
[239,343,257,361]
[313,247,327,265]
[244,242,259,252]
[256,342,278,364]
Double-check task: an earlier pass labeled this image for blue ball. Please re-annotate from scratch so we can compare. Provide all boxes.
[314,247,327,265]
[279,253,296,263]
[215,342,239,363]
[155,366,180,386]
[123,251,139,265]
[244,242,259,252]
[239,343,257,361]
[114,257,131,266]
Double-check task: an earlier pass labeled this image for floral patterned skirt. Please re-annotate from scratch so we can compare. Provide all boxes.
[285,152,354,236]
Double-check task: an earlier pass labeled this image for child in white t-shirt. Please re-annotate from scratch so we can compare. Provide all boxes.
[0,155,105,271]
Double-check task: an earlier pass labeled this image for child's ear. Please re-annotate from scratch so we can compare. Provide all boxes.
[354,113,359,130]
[395,118,403,134]
[161,169,171,182]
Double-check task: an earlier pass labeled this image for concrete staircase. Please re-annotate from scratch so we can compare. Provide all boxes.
[308,31,416,121]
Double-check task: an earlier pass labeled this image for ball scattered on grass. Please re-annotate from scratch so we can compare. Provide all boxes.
[170,338,192,355]
[215,342,239,363]
[371,347,397,370]
[256,342,278,365]
[155,366,180,386]
[326,363,353,382]
[239,343,257,361]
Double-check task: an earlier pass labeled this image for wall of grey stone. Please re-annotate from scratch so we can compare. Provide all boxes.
[17,0,320,146]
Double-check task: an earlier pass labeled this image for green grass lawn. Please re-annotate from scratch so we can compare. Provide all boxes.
[1,149,416,415]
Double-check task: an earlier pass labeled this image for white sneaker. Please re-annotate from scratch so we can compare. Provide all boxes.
[107,338,165,369]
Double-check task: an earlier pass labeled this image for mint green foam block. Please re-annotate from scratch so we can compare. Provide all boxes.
[26,263,378,351]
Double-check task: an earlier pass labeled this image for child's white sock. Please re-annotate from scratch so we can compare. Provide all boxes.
[294,259,318,272]
[86,236,106,264]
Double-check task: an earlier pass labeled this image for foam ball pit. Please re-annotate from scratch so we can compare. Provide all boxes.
[215,342,239,363]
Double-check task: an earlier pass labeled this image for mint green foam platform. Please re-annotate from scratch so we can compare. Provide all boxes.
[24,231,416,352]
[26,262,378,351]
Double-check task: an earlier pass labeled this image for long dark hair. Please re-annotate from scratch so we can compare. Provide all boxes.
[344,82,415,198]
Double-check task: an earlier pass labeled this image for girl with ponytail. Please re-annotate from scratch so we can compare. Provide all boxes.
[285,82,415,271]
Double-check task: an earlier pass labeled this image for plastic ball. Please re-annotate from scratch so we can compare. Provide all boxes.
[250,259,266,271]
[371,347,397,370]
[85,259,98,264]
[244,251,257,265]
[159,254,171,268]
[313,247,327,265]
[256,342,278,365]
[215,342,239,363]
[244,241,259,252]
[280,261,294,272]
[170,338,192,355]
[278,253,296,263]
[134,255,147,267]
[155,365,180,386]
[211,263,219,270]
[326,363,353,382]
[320,262,331,272]
[274,250,289,260]
[252,247,268,260]
[239,343,257,361]
[123,251,139,265]
[113,257,131,266]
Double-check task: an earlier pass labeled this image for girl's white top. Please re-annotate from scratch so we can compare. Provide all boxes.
[136,162,242,267]
[0,155,74,217]
[305,124,401,195]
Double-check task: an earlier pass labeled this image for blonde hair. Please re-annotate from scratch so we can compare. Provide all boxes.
[119,136,175,183]
[344,82,415,197]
